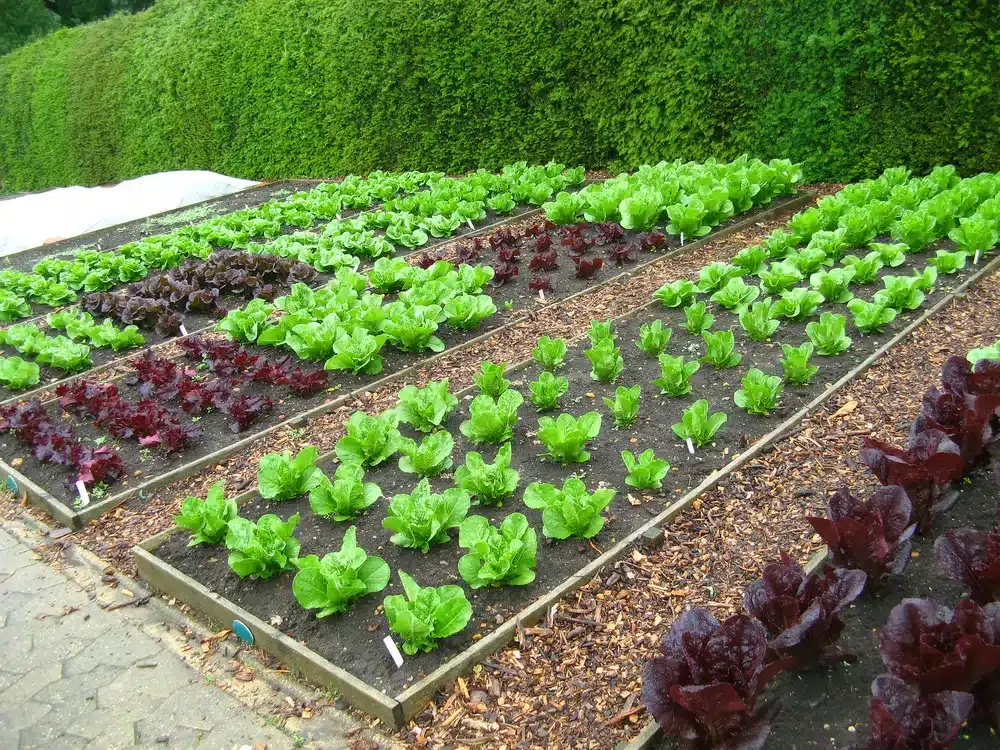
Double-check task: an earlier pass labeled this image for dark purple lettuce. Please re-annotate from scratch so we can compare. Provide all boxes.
[641,608,792,749]
[806,486,916,590]
[743,553,866,668]
[860,431,965,531]
[935,507,1000,605]
[859,675,973,750]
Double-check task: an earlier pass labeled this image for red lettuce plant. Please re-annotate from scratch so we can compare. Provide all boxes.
[640,232,667,251]
[416,251,445,269]
[595,222,625,243]
[859,675,974,750]
[284,368,328,396]
[532,235,553,253]
[806,486,916,590]
[496,246,521,263]
[860,431,965,531]
[880,598,1000,726]
[563,235,589,256]
[642,608,792,749]
[489,227,517,249]
[935,508,1000,604]
[454,243,480,266]
[572,257,604,279]
[489,261,519,286]
[523,223,545,238]
[743,553,866,668]
[528,277,554,293]
[528,250,558,272]
[606,244,636,266]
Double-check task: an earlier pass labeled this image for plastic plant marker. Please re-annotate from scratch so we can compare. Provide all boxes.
[232,619,254,644]
[383,635,404,668]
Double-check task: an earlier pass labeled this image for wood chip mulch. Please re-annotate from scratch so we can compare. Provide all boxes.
[398,274,1000,749]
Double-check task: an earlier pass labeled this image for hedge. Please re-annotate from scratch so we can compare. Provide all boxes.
[1,0,997,191]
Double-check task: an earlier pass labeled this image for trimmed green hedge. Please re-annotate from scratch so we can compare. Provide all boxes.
[1,0,998,191]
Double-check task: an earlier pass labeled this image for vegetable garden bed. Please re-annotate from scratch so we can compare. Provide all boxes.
[130,247,1000,729]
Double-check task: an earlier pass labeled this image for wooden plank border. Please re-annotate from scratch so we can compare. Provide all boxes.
[132,249,1000,728]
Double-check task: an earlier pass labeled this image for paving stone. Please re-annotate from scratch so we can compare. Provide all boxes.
[97,659,195,705]
[62,629,160,675]
[0,700,51,733]
[3,633,36,673]
[82,720,137,748]
[0,663,63,709]
[70,692,160,741]
[32,735,87,750]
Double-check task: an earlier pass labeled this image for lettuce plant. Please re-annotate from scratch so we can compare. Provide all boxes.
[458,513,537,588]
[537,411,602,463]
[487,192,516,214]
[910,265,937,292]
[701,330,741,369]
[586,318,614,346]
[602,384,641,428]
[806,312,852,355]
[473,361,510,397]
[860,675,973,750]
[456,264,495,294]
[807,485,916,590]
[860,431,965,531]
[369,256,416,293]
[398,430,454,476]
[734,368,784,415]
[529,371,568,411]
[841,252,885,284]
[0,290,30,323]
[682,302,714,335]
[217,300,273,343]
[34,337,92,373]
[293,527,389,616]
[696,262,743,294]
[226,513,301,579]
[444,294,496,330]
[635,320,671,357]
[710,277,760,311]
[950,214,999,255]
[739,299,780,341]
[531,336,567,370]
[324,329,387,375]
[666,197,711,238]
[789,208,825,244]
[758,260,804,295]
[838,207,878,247]
[334,411,404,466]
[523,478,615,539]
[935,509,1000,605]
[257,446,325,501]
[744,553,866,668]
[621,448,670,489]
[383,571,473,654]
[930,249,968,274]
[586,338,624,382]
[308,463,382,521]
[619,188,663,230]
[383,479,470,552]
[394,379,458,432]
[806,228,848,262]
[731,245,768,275]
[459,390,523,444]
[652,353,699,397]
[382,303,445,352]
[810,267,856,303]
[788,246,830,275]
[654,279,697,308]
[871,242,907,268]
[772,287,824,321]
[779,342,818,386]
[454,443,519,506]
[873,275,925,311]
[0,357,40,390]
[763,228,798,258]
[642,609,790,750]
[968,341,1000,366]
[848,299,897,334]
[672,400,727,446]
[174,482,238,546]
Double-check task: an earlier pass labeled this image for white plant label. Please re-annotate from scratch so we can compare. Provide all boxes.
[179,324,188,337]
[975,249,982,265]
[467,219,475,231]
[75,480,91,508]
[383,635,404,668]
[686,438,695,455]
[680,232,685,246]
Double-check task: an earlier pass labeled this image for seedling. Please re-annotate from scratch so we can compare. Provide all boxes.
[672,400,727,447]
[586,338,624,382]
[529,371,569,411]
[772,287,824,321]
[602,385,641,428]
[654,280,697,308]
[537,411,602,463]
[397,430,455,476]
[531,336,567,370]
[635,320,672,357]
[308,463,383,521]
[454,443,519,506]
[809,267,856,303]
[682,302,714,335]
[848,299,897,334]
[806,312,852,355]
[523,478,616,539]
[739,300,780,341]
[780,342,818,385]
[652,353,699,397]
[701,330,741,369]
[473,361,510,397]
[710,277,760,311]
[621,449,670,489]
[733,368,784,415]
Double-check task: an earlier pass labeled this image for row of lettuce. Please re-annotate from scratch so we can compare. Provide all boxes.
[641,345,1000,749]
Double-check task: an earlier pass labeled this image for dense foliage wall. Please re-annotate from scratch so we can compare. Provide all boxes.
[1,0,997,191]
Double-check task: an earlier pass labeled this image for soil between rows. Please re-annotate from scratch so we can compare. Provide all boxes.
[653,466,999,750]
[151,246,976,698]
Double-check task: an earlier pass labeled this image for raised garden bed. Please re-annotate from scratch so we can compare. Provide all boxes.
[129,242,1000,727]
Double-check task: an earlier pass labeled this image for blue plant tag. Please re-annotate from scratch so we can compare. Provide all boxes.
[5,476,17,495]
[232,619,254,645]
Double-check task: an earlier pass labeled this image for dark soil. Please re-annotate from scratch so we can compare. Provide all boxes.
[0,180,323,273]
[653,466,1000,749]
[153,242,976,698]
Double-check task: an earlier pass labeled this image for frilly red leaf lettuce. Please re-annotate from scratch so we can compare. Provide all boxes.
[859,675,973,750]
[935,507,1000,605]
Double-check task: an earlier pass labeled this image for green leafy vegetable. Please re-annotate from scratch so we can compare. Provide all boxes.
[383,571,473,654]
[217,300,274,343]
[697,263,743,294]
[444,294,496,330]
[0,290,30,323]
[529,371,569,411]
[397,431,455,477]
[536,411,602,463]
[847,299,897,334]
[780,343,818,385]
[806,312,852,355]
[710,277,760,311]
[654,280,697,308]
[949,214,998,255]
[394,380,458,432]
[810,267,856,303]
[621,449,670,489]
[454,443,519,506]
[257,446,325,501]
[788,247,830,275]
[772,287,824,321]
[473,361,510,398]
[369,257,416,293]
[968,340,1000,365]
[734,369,784,415]
[174,482,238,546]
[672,400,727,447]
[523,478,615,539]
[308,463,382,521]
[603,385,641,428]
[586,319,615,346]
[292,527,389,616]
[383,479,470,552]
[929,250,968,274]
[382,303,445,352]
[226,513,301,579]
[840,252,884,284]
[34,337,91,373]
[459,390,523,444]
[652,353,699,397]
[531,336,567,370]
[731,245,768,275]
[873,275,925,311]
[619,189,663,230]
[635,320,671,357]
[758,261,804,295]
[739,299,780,341]
[334,411,404,466]
[0,356,40,390]
[870,242,907,268]
[666,197,711,238]
[458,513,537,588]
[683,302,714,335]
[585,338,624,382]
[324,329,388,375]
[701,330,741,369]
